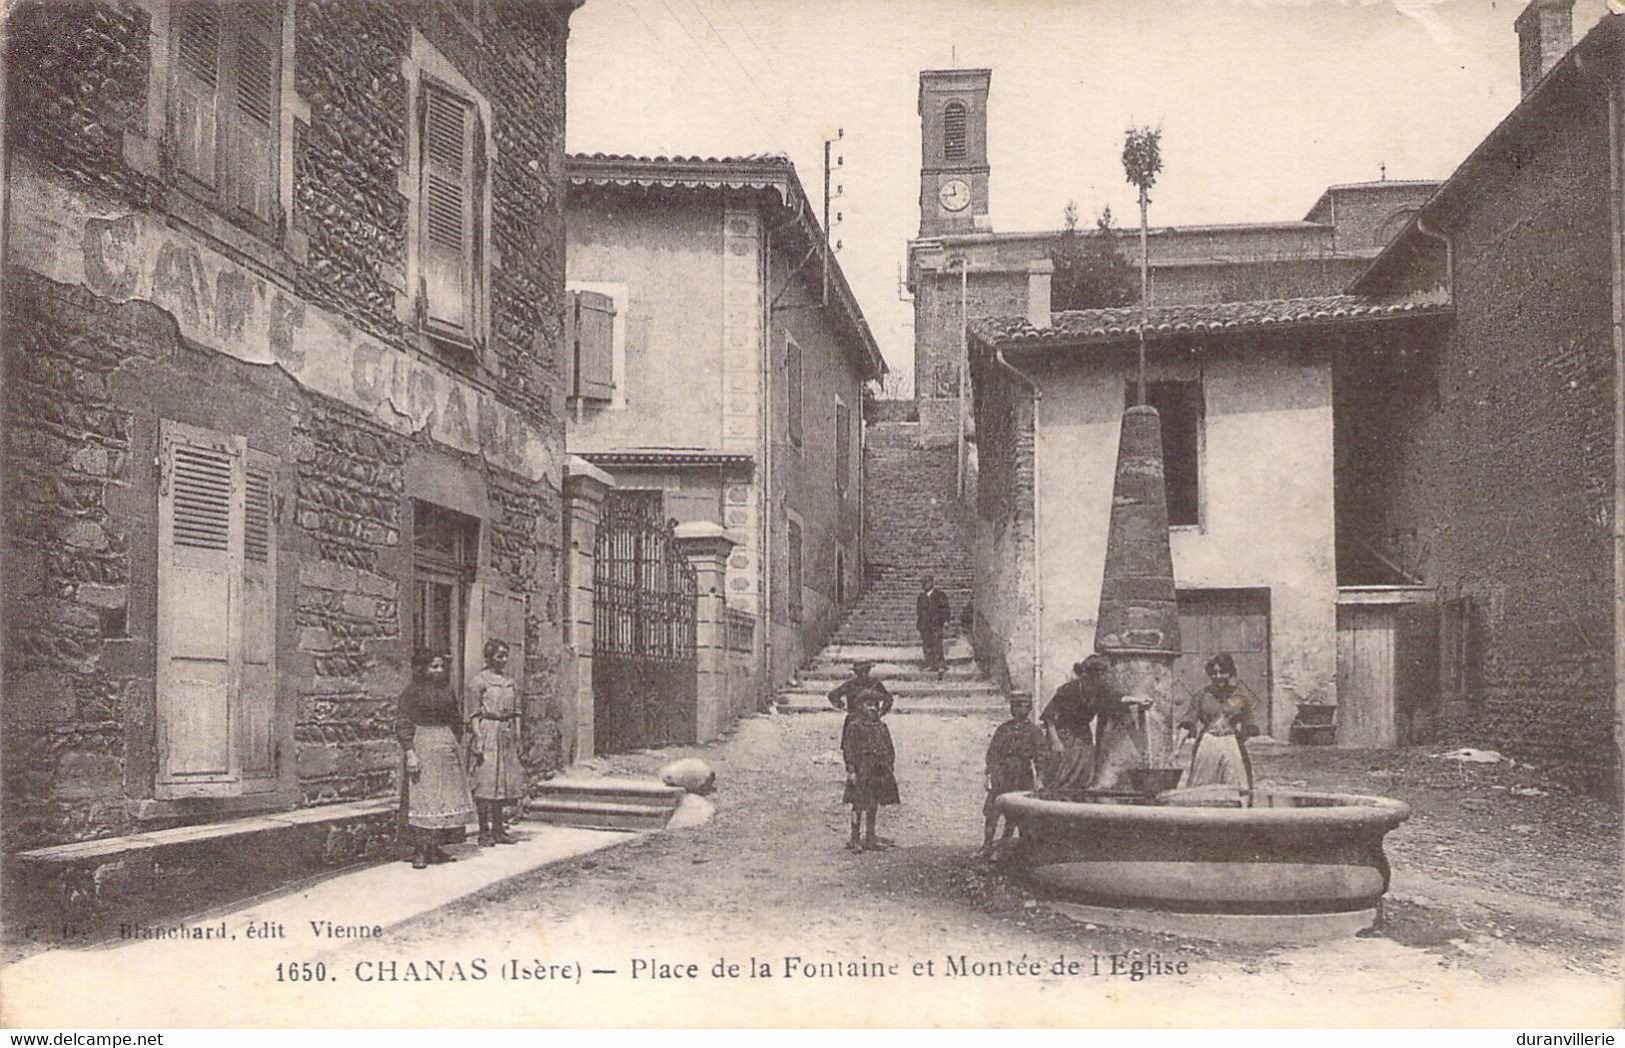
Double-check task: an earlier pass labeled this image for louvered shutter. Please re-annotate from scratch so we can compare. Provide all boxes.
[574,291,615,401]
[421,81,475,334]
[836,399,851,493]
[157,421,245,796]
[229,2,279,223]
[786,338,803,445]
[172,1,222,187]
[562,291,577,398]
[239,452,278,786]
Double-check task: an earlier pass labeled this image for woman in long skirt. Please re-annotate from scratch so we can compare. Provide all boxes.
[397,649,475,869]
[1179,653,1258,793]
[467,640,524,846]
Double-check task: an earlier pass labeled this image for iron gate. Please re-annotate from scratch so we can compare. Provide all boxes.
[593,491,699,753]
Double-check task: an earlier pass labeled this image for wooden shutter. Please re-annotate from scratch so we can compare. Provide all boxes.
[229,1,279,223]
[574,291,615,400]
[157,421,245,796]
[172,1,222,187]
[786,338,803,445]
[239,451,278,786]
[835,399,851,493]
[421,81,475,334]
[786,520,803,624]
[562,291,577,397]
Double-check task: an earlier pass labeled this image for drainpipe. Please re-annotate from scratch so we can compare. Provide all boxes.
[995,349,1042,703]
[954,257,969,499]
[761,191,805,693]
[1609,78,1625,800]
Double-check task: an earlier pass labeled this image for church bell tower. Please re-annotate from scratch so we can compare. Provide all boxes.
[918,68,991,236]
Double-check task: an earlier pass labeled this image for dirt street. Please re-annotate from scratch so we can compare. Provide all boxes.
[314,711,1622,1027]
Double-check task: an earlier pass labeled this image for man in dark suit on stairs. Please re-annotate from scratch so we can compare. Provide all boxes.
[916,576,951,675]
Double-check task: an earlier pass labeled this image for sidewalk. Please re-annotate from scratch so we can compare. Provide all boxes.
[2,819,639,1021]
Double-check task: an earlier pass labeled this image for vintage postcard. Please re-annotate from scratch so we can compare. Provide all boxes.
[1,0,1622,1030]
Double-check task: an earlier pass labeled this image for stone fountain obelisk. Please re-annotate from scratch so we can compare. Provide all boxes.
[1094,404,1183,781]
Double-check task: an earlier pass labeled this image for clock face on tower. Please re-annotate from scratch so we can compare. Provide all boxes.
[938,178,971,213]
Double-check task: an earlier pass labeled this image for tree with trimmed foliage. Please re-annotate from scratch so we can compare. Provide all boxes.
[1050,202,1137,312]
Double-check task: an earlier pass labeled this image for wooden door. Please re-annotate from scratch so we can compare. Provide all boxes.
[1336,603,1398,747]
[1175,589,1271,733]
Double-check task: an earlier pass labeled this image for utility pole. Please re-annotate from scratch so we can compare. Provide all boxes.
[823,128,843,306]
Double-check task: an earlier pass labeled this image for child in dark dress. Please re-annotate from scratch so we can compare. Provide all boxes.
[979,695,1045,860]
[841,691,899,852]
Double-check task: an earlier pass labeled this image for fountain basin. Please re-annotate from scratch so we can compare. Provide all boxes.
[998,786,1411,942]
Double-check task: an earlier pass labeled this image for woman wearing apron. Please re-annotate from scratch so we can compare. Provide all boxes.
[467,640,524,846]
[397,649,476,869]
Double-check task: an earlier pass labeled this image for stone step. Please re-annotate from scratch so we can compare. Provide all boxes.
[524,799,675,832]
[774,701,1005,717]
[799,663,983,682]
[523,778,683,832]
[532,777,685,809]
[779,677,1001,698]
[817,642,973,663]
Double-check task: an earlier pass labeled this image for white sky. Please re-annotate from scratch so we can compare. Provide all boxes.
[565,0,1613,378]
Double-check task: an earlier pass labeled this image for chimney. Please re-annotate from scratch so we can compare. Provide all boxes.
[1026,259,1053,329]
[1516,0,1574,96]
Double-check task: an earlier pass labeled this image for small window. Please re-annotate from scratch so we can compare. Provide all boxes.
[1127,380,1202,527]
[835,397,851,493]
[786,519,804,624]
[943,101,967,162]
[417,75,485,353]
[786,336,803,447]
[169,0,282,225]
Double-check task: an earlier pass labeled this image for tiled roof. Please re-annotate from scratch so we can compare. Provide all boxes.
[565,152,886,381]
[968,292,1452,348]
[566,153,794,193]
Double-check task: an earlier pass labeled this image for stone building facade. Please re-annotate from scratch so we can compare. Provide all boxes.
[1338,5,1622,791]
[2,0,579,854]
[564,155,885,706]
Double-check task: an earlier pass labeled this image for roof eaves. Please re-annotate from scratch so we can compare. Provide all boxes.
[1354,16,1621,293]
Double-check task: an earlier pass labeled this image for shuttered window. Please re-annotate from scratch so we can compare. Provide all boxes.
[786,519,804,625]
[786,336,803,447]
[835,398,851,494]
[418,78,483,347]
[156,421,280,798]
[943,101,967,162]
[168,1,281,225]
[569,290,616,401]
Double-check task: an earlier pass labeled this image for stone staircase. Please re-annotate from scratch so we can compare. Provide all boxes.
[775,414,1002,717]
[835,418,974,647]
[524,778,685,831]
[775,641,1005,716]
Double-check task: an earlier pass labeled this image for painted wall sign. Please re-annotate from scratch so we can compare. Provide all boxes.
[12,169,550,480]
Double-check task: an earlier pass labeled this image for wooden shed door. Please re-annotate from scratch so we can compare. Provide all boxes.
[1336,604,1398,747]
[1175,589,1271,733]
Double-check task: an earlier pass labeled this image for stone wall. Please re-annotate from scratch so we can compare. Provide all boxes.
[1336,89,1616,789]
[968,351,1035,694]
[3,0,574,850]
